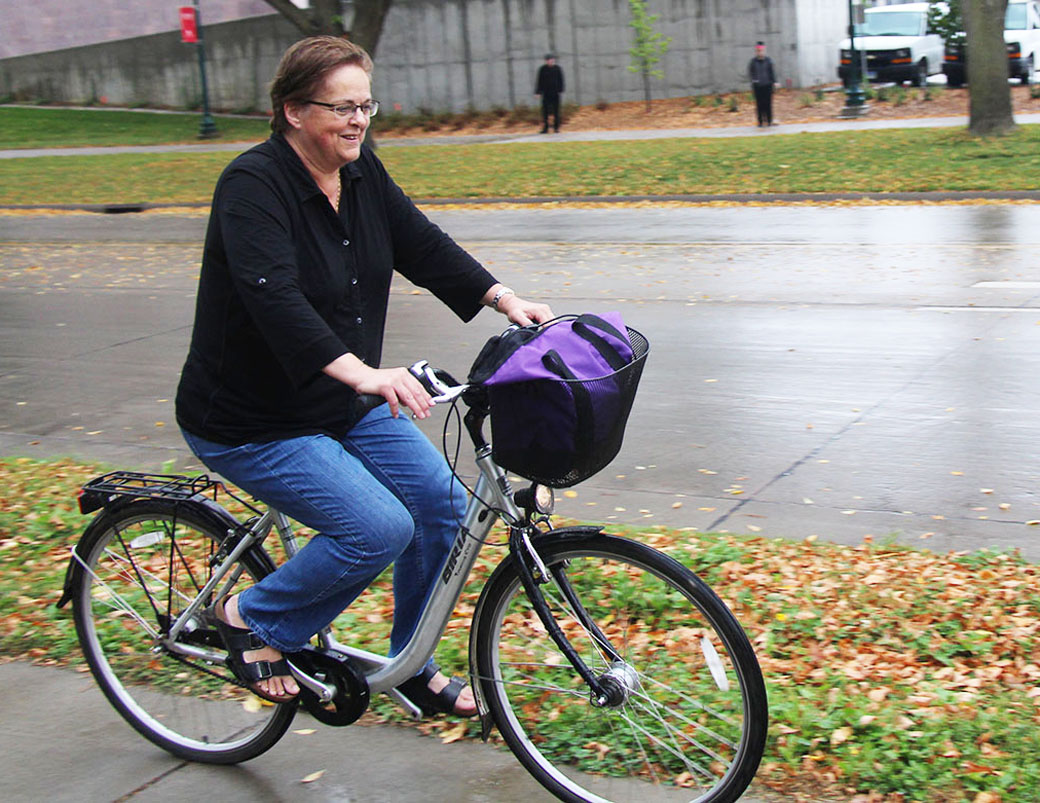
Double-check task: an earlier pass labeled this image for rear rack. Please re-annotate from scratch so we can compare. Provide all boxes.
[78,471,255,514]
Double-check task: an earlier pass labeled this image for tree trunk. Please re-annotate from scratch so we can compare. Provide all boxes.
[311,0,346,35]
[964,0,1015,135]
[350,0,394,57]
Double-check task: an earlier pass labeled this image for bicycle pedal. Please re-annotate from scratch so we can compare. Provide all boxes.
[289,646,370,727]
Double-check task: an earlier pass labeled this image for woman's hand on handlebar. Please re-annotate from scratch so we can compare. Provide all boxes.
[496,293,554,326]
[323,354,433,419]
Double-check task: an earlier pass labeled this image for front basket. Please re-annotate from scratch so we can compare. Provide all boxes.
[488,327,649,488]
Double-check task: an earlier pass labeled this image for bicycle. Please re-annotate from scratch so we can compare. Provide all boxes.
[57,327,767,803]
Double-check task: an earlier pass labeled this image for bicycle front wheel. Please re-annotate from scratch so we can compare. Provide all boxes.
[71,498,296,764]
[473,531,767,803]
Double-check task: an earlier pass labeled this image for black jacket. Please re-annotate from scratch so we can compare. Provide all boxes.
[748,56,777,86]
[536,64,565,97]
[176,135,496,444]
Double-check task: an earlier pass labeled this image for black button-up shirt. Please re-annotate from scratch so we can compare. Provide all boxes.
[176,135,496,445]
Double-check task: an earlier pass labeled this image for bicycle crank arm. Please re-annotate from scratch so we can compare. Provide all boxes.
[287,646,371,726]
[285,659,338,703]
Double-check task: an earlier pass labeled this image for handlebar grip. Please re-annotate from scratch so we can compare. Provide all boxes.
[409,360,467,403]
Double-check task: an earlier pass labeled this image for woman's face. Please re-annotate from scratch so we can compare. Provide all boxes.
[288,63,372,169]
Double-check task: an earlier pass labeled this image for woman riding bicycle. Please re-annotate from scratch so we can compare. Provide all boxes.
[174,35,552,712]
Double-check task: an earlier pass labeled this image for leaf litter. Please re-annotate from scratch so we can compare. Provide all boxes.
[1,456,1037,801]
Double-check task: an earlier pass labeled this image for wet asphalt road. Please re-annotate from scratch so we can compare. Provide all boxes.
[2,203,1040,561]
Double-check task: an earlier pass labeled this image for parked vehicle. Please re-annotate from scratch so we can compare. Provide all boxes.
[943,0,1040,87]
[839,2,946,86]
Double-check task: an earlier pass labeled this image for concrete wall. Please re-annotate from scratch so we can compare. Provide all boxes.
[794,0,852,88]
[0,15,300,112]
[0,0,275,60]
[376,0,845,111]
[0,0,847,114]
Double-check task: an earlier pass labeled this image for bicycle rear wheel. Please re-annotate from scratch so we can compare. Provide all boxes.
[71,498,296,764]
[473,531,767,803]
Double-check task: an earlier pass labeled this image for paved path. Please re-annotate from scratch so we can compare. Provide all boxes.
[0,661,555,803]
[4,204,1040,562]
[3,111,1040,160]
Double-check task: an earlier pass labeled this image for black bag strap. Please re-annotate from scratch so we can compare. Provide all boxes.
[541,349,596,456]
[541,349,574,381]
[572,320,629,372]
[575,312,627,345]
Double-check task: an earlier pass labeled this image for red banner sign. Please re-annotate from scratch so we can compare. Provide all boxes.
[179,7,198,43]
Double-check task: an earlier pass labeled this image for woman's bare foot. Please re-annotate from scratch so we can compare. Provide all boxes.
[223,595,300,699]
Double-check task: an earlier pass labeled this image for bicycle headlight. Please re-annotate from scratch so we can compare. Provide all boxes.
[534,484,555,515]
[514,483,555,515]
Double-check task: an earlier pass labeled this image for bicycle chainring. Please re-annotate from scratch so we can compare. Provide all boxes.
[293,647,370,727]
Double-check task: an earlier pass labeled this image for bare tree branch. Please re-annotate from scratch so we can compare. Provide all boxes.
[262,0,319,34]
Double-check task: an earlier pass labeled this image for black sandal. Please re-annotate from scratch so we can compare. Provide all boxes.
[208,597,297,704]
[396,662,475,717]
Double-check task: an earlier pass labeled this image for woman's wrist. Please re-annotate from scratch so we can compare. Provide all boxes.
[483,283,515,312]
[491,286,515,311]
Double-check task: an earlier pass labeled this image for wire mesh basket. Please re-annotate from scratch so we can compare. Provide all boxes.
[488,327,649,488]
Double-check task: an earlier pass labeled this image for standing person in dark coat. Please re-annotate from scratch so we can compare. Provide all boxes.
[535,53,565,133]
[748,41,778,127]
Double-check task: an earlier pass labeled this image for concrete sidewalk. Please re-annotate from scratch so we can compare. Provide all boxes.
[0,661,552,802]
[0,661,784,802]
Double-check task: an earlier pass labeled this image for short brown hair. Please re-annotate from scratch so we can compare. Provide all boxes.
[269,36,373,134]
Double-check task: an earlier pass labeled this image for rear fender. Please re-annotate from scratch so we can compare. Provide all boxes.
[56,496,243,609]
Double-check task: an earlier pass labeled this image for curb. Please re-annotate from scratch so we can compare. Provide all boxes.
[2,190,1040,214]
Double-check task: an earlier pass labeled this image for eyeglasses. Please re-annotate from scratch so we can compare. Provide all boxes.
[306,99,380,118]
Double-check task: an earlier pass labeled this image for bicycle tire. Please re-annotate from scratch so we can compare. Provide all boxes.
[71,498,296,764]
[472,530,767,803]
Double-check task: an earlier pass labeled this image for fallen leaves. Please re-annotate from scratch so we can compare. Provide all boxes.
[2,456,1038,802]
[674,524,1040,799]
[439,722,468,744]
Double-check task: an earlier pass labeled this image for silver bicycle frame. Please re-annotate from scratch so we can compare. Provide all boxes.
[138,426,523,705]
[178,445,520,703]
[274,444,521,696]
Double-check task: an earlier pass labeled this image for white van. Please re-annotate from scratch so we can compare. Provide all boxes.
[943,0,1040,86]
[838,2,946,86]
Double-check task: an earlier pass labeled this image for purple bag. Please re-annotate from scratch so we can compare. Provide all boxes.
[468,313,648,487]
[471,311,633,385]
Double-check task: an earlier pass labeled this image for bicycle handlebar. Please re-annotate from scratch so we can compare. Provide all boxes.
[408,360,468,404]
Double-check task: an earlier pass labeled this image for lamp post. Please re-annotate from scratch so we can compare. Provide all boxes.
[840,0,869,117]
[189,1,218,139]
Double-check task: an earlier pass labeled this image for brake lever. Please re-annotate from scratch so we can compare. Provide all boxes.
[408,360,468,404]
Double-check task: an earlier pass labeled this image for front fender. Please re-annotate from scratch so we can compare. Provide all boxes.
[467,523,604,739]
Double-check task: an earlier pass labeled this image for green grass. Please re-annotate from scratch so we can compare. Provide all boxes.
[1,107,1039,204]
[3,455,1039,801]
[375,127,1040,197]
[0,106,270,149]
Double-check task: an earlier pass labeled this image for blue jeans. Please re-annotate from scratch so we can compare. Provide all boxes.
[181,405,467,655]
